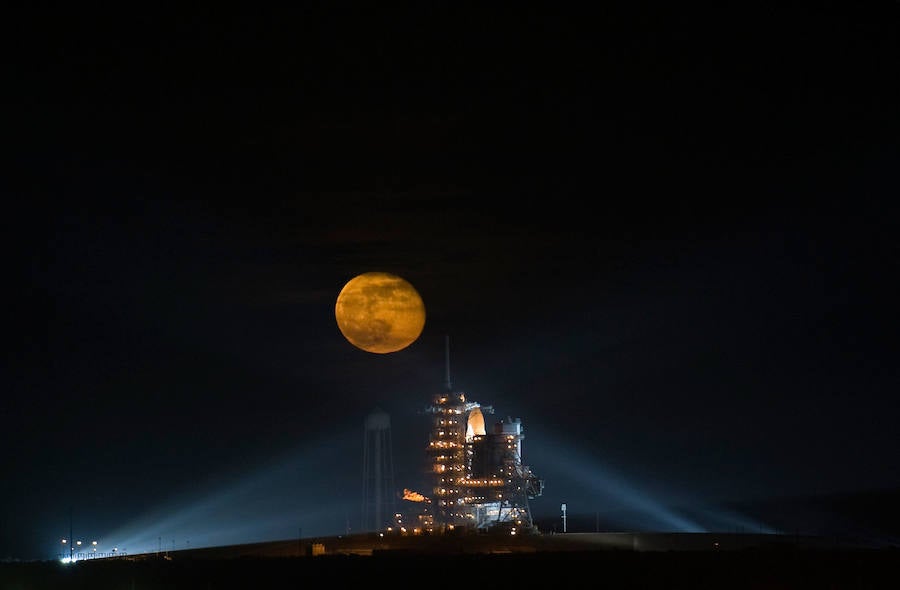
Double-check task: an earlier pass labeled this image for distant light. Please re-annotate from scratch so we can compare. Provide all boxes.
[92,541,98,546]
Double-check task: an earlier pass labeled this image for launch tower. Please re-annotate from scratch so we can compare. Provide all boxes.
[423,337,543,533]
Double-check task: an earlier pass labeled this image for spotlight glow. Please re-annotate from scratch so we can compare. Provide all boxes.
[94,428,364,556]
[528,431,777,534]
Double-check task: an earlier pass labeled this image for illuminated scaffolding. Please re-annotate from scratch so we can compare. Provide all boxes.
[423,337,543,533]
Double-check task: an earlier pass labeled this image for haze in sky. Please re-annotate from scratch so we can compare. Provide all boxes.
[4,5,899,560]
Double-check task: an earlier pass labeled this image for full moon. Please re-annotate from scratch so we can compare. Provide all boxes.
[334,272,426,354]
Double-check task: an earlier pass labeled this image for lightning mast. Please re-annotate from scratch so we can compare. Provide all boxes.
[444,334,452,392]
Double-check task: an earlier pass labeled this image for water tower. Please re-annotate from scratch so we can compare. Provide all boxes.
[361,408,395,532]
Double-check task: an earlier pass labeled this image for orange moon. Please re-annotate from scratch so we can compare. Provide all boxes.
[334,272,426,354]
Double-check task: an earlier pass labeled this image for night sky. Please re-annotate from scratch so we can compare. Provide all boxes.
[4,6,900,560]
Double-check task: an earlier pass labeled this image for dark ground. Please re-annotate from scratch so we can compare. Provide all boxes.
[2,549,898,590]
